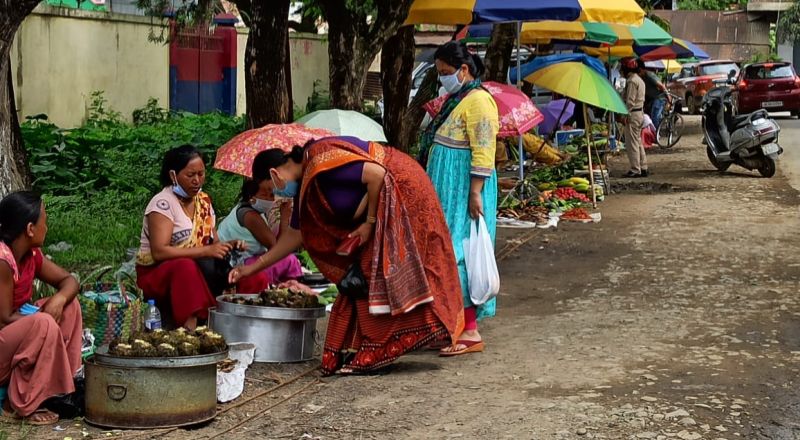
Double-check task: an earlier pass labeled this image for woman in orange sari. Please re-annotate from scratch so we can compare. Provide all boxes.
[230,136,464,374]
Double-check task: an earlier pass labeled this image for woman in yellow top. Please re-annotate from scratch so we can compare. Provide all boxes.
[420,41,499,356]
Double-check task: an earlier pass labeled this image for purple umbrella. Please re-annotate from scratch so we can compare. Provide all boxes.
[538,99,575,137]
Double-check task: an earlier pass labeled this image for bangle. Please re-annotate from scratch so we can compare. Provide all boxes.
[366,216,377,224]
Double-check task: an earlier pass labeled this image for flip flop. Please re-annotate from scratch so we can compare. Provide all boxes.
[1,408,59,426]
[439,339,485,357]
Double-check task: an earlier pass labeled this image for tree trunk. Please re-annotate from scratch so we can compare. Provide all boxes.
[482,23,517,83]
[397,66,439,151]
[320,0,416,112]
[380,26,415,149]
[0,1,40,197]
[244,0,291,129]
[324,14,369,111]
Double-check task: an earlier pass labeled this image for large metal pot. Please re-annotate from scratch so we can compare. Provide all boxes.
[85,348,227,429]
[210,294,325,363]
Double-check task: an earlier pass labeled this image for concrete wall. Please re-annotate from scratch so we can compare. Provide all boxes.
[11,5,169,127]
[235,30,330,118]
[11,5,329,128]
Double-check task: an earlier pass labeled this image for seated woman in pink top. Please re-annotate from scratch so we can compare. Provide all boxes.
[0,191,83,425]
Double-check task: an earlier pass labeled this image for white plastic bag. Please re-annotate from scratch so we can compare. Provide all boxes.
[217,342,256,403]
[463,216,500,305]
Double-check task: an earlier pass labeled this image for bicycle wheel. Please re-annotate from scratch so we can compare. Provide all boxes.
[657,113,684,148]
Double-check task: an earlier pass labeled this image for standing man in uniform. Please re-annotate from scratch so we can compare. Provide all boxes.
[621,57,648,178]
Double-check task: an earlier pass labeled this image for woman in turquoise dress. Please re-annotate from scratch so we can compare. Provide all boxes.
[421,41,499,356]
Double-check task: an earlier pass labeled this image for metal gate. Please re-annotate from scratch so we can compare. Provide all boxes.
[169,24,237,115]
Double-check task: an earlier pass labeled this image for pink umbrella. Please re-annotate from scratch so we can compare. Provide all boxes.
[214,123,335,177]
[423,81,544,137]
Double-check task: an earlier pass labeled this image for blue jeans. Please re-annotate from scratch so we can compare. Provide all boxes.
[650,97,666,130]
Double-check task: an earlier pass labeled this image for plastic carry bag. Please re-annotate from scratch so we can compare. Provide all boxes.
[463,216,500,305]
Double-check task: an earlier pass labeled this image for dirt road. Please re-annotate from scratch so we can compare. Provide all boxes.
[20,119,800,440]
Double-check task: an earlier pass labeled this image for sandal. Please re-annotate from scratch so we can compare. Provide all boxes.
[1,408,59,426]
[439,339,485,357]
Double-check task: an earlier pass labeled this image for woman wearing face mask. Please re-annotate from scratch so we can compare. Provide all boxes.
[0,191,82,425]
[135,145,268,330]
[217,150,304,284]
[229,136,465,375]
[419,41,500,356]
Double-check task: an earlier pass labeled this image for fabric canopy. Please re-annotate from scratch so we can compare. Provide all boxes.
[460,18,670,50]
[524,62,628,114]
[405,0,645,26]
[509,53,607,84]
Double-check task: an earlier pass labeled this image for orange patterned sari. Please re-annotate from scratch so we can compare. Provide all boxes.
[299,138,464,374]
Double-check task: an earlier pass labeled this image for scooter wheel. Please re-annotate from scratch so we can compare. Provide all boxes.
[758,157,776,178]
[706,147,731,172]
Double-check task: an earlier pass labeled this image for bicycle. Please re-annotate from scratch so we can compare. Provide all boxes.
[656,93,684,149]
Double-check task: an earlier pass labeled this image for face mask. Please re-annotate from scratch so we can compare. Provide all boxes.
[439,70,464,94]
[273,180,299,198]
[251,198,274,214]
[170,171,194,199]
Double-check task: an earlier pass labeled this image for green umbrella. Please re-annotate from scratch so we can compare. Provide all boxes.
[524,62,628,114]
[297,109,387,142]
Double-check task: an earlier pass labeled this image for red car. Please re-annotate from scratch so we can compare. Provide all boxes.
[732,62,800,117]
[667,60,739,114]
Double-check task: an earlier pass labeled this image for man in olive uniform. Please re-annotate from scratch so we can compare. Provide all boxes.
[621,57,648,178]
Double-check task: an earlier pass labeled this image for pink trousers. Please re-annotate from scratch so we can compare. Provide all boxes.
[0,299,82,416]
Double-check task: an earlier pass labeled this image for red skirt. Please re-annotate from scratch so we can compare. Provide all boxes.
[136,258,269,326]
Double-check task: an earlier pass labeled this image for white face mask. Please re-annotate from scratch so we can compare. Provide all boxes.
[439,70,464,94]
[250,198,274,214]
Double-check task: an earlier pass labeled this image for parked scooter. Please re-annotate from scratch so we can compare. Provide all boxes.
[701,70,782,177]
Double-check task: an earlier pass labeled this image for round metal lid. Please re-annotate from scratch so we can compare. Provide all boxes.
[93,346,228,368]
[215,294,326,320]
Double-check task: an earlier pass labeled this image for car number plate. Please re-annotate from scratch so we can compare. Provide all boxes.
[762,144,780,155]
[762,101,783,108]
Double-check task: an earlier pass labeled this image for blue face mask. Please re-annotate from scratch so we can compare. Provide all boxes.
[439,71,464,94]
[273,180,299,198]
[172,183,191,199]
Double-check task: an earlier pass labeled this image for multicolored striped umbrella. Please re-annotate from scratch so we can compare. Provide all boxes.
[459,18,669,47]
[405,0,645,26]
[524,62,628,114]
[645,59,683,74]
[583,37,709,61]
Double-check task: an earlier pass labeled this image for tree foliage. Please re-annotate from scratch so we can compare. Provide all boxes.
[676,0,747,10]
[778,0,800,43]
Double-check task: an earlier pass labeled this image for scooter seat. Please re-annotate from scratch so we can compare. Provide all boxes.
[732,114,750,127]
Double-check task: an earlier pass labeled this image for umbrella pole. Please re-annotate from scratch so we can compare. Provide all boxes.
[516,21,524,193]
[583,103,597,209]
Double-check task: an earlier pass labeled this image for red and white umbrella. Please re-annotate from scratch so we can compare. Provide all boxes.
[423,81,544,138]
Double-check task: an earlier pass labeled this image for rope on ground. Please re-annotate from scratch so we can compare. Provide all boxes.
[216,363,320,416]
[206,379,320,439]
[103,364,321,439]
[496,229,539,262]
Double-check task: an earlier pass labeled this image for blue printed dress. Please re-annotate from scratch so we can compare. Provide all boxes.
[426,89,499,320]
